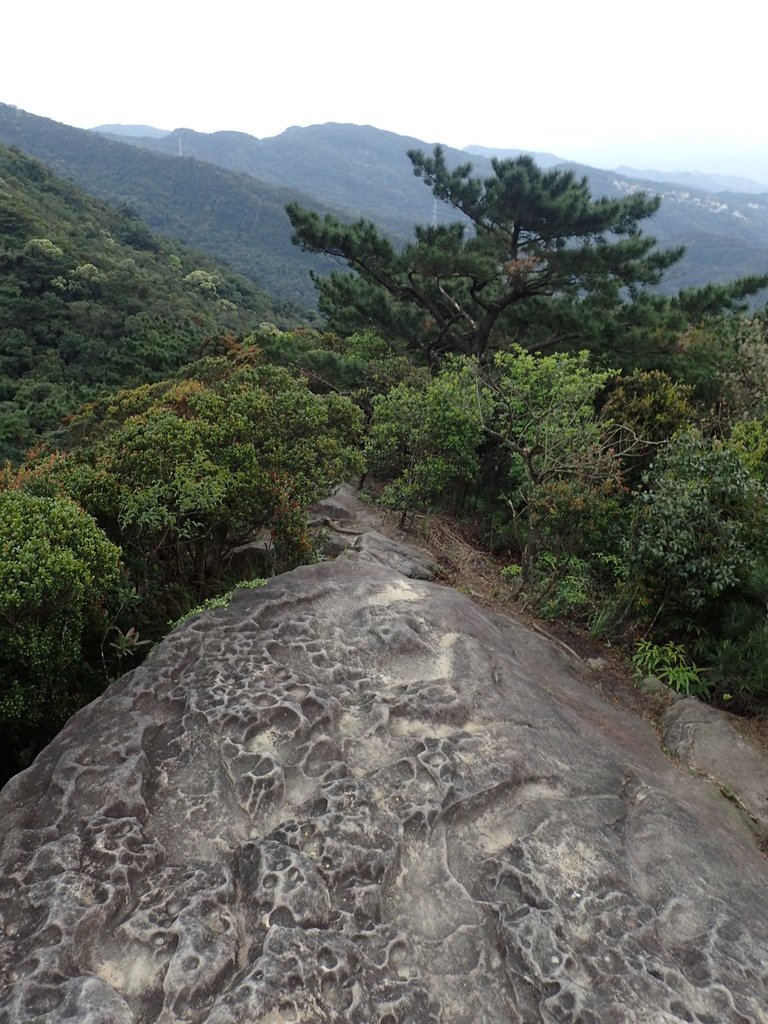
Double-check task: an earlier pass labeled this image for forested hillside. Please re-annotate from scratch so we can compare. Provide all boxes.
[5,105,768,302]
[0,143,300,461]
[0,104,336,307]
[97,122,474,234]
[98,119,768,296]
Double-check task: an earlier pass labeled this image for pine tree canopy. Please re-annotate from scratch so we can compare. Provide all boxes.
[287,148,767,363]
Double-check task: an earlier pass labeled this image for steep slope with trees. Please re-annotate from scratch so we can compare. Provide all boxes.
[96,122,473,234]
[0,143,298,461]
[0,104,336,307]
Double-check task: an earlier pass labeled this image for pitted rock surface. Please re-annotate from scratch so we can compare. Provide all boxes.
[1,557,768,1023]
[662,697,768,836]
[310,484,440,580]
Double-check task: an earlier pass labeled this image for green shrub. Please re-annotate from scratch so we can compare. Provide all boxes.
[0,491,121,735]
[693,564,768,704]
[534,553,592,620]
[728,417,768,483]
[526,475,627,565]
[481,347,624,575]
[367,358,486,526]
[10,356,365,617]
[601,369,695,485]
[249,327,427,408]
[671,315,768,427]
[632,639,709,698]
[630,430,768,626]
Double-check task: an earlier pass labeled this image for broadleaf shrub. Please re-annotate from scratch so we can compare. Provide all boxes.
[632,639,709,698]
[0,491,121,739]
[366,358,486,525]
[8,357,365,616]
[630,429,768,625]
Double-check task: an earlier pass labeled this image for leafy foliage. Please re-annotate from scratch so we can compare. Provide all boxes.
[601,369,695,484]
[632,640,709,697]
[0,491,121,745]
[485,348,619,487]
[727,410,768,486]
[169,578,266,632]
[0,353,364,776]
[366,359,486,525]
[630,430,768,624]
[478,348,627,574]
[666,314,768,429]
[247,326,428,415]
[8,355,365,618]
[696,576,768,704]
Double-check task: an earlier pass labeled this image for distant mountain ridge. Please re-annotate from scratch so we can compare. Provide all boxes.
[1,104,766,304]
[91,119,768,298]
[92,123,170,139]
[95,121,483,232]
[615,165,768,195]
[463,144,565,168]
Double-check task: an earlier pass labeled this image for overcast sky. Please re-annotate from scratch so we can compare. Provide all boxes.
[5,0,767,183]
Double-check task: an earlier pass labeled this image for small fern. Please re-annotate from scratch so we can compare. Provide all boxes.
[632,639,709,698]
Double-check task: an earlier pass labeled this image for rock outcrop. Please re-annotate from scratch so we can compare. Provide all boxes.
[1,501,767,1023]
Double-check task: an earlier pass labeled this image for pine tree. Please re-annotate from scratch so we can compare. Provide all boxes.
[287,148,767,363]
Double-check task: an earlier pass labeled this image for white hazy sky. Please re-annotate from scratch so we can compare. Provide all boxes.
[4,0,767,182]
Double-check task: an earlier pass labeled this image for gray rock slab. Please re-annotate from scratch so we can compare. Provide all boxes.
[309,485,439,579]
[662,697,768,836]
[1,560,767,1023]
[308,483,363,524]
[345,529,439,580]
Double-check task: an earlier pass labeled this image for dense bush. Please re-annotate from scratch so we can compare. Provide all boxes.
[728,417,768,482]
[630,430,768,627]
[0,491,121,751]
[366,359,486,526]
[480,348,623,575]
[601,369,695,485]
[0,354,365,778]
[249,326,428,415]
[8,355,365,617]
[671,314,768,428]
[695,579,768,704]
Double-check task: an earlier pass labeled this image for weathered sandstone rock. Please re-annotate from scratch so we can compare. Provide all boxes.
[663,697,768,837]
[1,529,767,1022]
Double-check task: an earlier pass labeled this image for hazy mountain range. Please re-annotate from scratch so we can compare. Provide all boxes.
[1,103,766,309]
[613,166,768,196]
[96,127,768,195]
